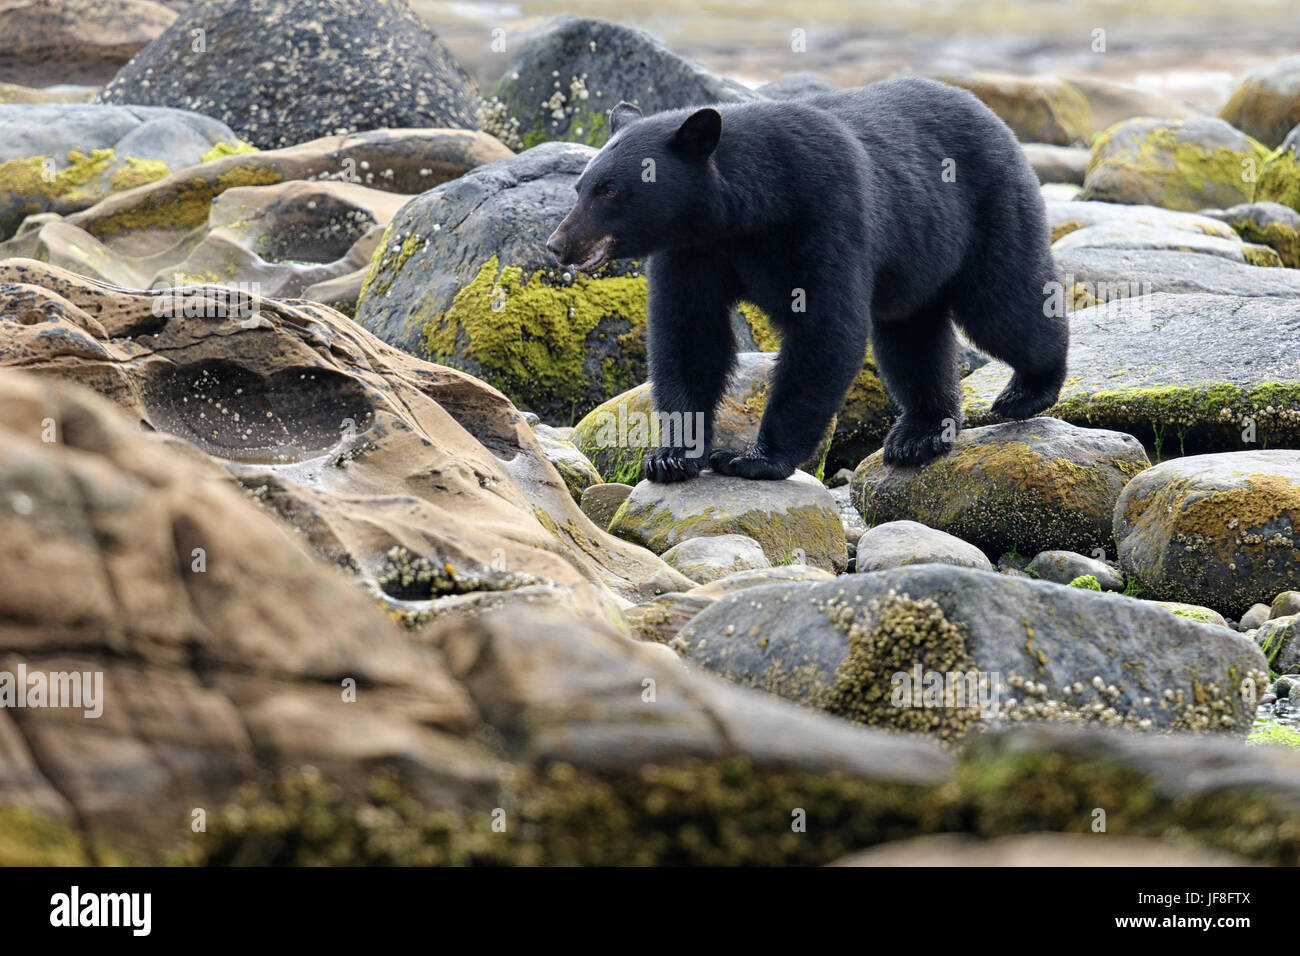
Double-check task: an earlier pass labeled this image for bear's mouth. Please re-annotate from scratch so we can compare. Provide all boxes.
[573,236,614,274]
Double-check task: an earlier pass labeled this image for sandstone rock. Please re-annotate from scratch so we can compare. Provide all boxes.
[1021,143,1089,185]
[579,482,633,529]
[485,15,756,150]
[610,470,848,573]
[0,0,175,87]
[1067,76,1202,135]
[962,293,1300,453]
[661,534,770,584]
[1081,117,1269,211]
[851,418,1149,558]
[1027,550,1124,590]
[96,0,480,149]
[855,520,992,574]
[677,565,1266,738]
[0,259,688,624]
[1115,451,1300,617]
[533,423,602,501]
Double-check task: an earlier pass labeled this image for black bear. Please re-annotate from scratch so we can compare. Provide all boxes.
[547,77,1067,482]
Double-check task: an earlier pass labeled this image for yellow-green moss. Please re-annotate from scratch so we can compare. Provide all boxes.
[420,255,648,415]
[199,140,258,164]
[738,301,780,351]
[0,807,91,866]
[88,165,284,238]
[1257,145,1300,213]
[1069,574,1103,590]
[0,147,115,205]
[110,156,171,192]
[1248,722,1300,749]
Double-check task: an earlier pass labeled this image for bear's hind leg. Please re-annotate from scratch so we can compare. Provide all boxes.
[950,253,1068,420]
[873,307,963,467]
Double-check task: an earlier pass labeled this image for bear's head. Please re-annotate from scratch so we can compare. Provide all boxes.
[546,102,722,273]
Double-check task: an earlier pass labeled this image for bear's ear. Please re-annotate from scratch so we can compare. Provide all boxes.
[608,102,643,134]
[669,107,722,158]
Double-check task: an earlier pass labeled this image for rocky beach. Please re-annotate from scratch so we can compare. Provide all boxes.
[0,0,1299,870]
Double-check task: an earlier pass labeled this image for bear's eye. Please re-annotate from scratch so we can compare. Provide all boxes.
[595,181,617,200]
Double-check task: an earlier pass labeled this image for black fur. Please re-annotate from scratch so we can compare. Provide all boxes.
[547,77,1067,481]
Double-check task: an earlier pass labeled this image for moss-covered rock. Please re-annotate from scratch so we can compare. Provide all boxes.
[1219,54,1300,149]
[1256,124,1300,213]
[851,417,1150,558]
[1081,117,1271,212]
[1115,451,1300,618]
[487,15,756,150]
[571,352,831,483]
[962,292,1300,455]
[0,103,246,237]
[937,73,1092,146]
[609,470,847,572]
[677,564,1267,738]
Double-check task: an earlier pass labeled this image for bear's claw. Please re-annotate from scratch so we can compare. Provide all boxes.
[708,448,796,480]
[643,448,706,483]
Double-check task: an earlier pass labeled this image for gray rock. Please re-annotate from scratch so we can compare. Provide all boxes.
[1021,142,1089,185]
[1272,591,1300,619]
[661,534,770,584]
[1258,615,1300,673]
[1054,248,1300,303]
[851,418,1150,558]
[1115,450,1300,617]
[1052,221,1248,260]
[1067,76,1203,134]
[687,564,836,599]
[1219,53,1300,147]
[1048,199,1239,243]
[0,0,175,87]
[487,16,757,149]
[533,424,602,501]
[1152,601,1230,628]
[609,470,848,573]
[1027,550,1124,590]
[676,565,1266,737]
[962,293,1300,452]
[832,832,1248,867]
[856,520,993,574]
[0,103,239,236]
[96,0,480,149]
[579,482,633,529]
[829,485,868,550]
[1202,201,1300,268]
[758,73,836,100]
[1240,603,1272,630]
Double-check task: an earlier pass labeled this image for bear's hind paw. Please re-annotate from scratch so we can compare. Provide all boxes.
[708,448,796,480]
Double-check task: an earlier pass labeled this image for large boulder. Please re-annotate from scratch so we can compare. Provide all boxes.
[609,470,848,573]
[0,259,691,623]
[962,293,1300,454]
[95,0,480,149]
[0,103,243,238]
[356,142,666,422]
[485,16,757,150]
[1219,54,1300,148]
[676,566,1267,739]
[1115,451,1300,618]
[1067,76,1202,135]
[855,521,992,574]
[1054,248,1300,308]
[1047,199,1239,244]
[1021,143,1089,185]
[851,418,1150,559]
[1081,117,1270,211]
[936,74,1092,146]
[0,0,175,87]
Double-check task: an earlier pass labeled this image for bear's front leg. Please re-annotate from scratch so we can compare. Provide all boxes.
[643,251,739,483]
[711,308,868,480]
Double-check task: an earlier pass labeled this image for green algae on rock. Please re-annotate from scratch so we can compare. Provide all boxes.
[1115,451,1300,619]
[609,470,848,573]
[677,565,1267,738]
[1081,117,1271,212]
[962,292,1300,455]
[851,417,1150,558]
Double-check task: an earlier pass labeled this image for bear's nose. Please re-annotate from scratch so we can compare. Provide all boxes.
[545,233,566,262]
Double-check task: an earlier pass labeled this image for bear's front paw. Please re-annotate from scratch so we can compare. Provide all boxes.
[643,447,707,483]
[881,421,954,467]
[708,448,796,480]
